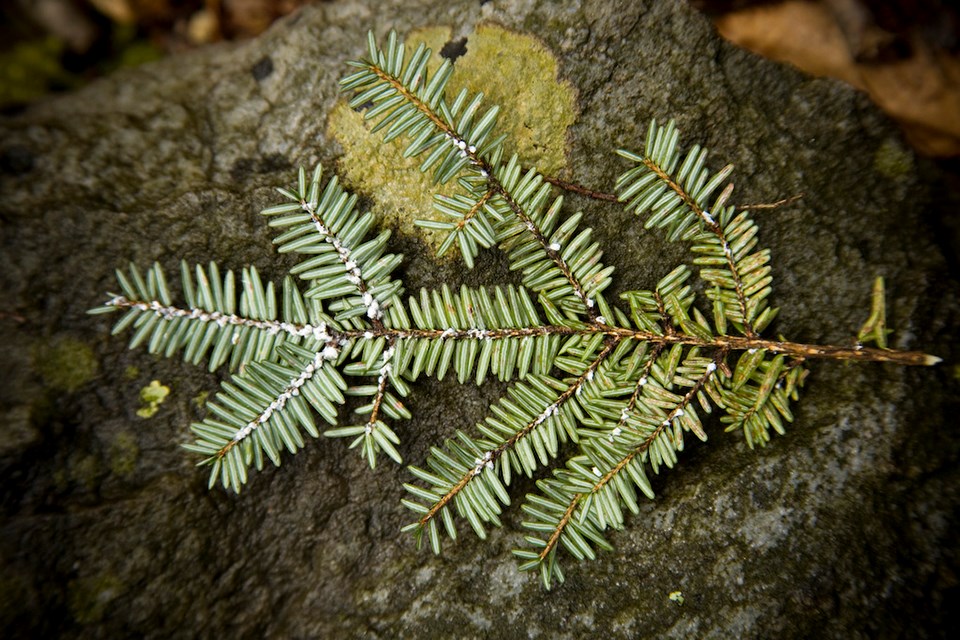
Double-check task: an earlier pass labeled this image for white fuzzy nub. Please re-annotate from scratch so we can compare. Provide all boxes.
[472,450,494,476]
[321,345,339,360]
[378,347,395,376]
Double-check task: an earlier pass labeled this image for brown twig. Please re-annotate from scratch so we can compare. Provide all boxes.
[739,193,804,211]
[541,174,619,202]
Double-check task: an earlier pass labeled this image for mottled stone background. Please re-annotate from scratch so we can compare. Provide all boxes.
[1,1,957,637]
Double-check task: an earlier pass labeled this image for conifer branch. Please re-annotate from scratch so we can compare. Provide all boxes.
[103,295,312,339]
[490,176,602,321]
[538,492,583,562]
[642,155,755,336]
[598,354,719,489]
[408,340,617,548]
[618,343,666,431]
[265,165,403,323]
[213,349,336,459]
[100,290,938,369]
[92,29,941,587]
[343,36,605,321]
[616,120,780,337]
[371,322,935,366]
[456,188,496,233]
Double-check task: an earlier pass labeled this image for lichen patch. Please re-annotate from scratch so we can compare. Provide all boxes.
[327,24,577,257]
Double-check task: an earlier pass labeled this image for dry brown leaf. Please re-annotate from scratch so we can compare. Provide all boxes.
[716,0,960,156]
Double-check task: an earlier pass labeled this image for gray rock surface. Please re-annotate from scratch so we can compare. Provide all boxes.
[1,0,957,637]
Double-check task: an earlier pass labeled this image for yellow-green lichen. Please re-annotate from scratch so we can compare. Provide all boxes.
[394,26,453,65]
[328,24,577,257]
[33,336,98,393]
[328,100,448,249]
[108,431,140,478]
[68,572,123,625]
[192,390,210,409]
[53,467,68,492]
[68,453,101,492]
[137,380,170,418]
[873,137,914,178]
[450,24,576,176]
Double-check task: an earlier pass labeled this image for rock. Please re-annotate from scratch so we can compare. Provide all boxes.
[0,0,957,637]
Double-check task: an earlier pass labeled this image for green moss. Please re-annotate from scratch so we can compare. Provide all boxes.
[137,380,170,418]
[124,365,140,380]
[68,572,123,625]
[53,467,68,492]
[193,390,210,408]
[873,137,913,178]
[328,24,577,256]
[108,432,140,478]
[0,37,79,107]
[69,453,101,492]
[33,336,98,393]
